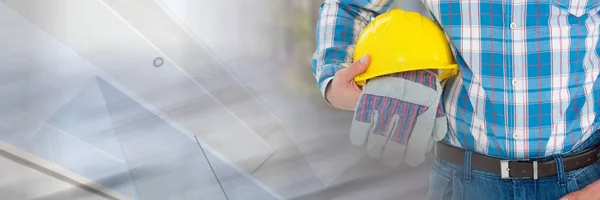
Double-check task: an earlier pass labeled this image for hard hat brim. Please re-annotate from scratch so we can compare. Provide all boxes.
[354,63,458,86]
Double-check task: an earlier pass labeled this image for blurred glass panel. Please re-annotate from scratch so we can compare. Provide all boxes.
[0,0,433,199]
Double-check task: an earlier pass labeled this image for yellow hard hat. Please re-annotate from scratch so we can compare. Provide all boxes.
[353,9,458,86]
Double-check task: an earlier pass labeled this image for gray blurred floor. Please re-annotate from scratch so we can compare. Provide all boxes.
[0,152,112,200]
[0,0,433,199]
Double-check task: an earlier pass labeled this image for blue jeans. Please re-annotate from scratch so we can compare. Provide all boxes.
[428,133,600,200]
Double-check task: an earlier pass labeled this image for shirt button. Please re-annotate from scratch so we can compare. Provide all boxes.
[513,133,520,139]
[510,22,517,30]
[512,79,518,86]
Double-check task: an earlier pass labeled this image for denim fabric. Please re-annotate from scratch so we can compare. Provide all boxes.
[427,133,600,200]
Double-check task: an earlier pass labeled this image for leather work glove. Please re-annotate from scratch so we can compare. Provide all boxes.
[350,70,447,167]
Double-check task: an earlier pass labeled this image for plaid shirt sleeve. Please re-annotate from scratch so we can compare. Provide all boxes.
[311,0,395,102]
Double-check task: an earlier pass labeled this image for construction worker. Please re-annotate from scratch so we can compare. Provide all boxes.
[312,1,600,200]
[348,9,457,167]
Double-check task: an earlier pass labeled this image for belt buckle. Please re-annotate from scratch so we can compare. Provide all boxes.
[500,160,539,180]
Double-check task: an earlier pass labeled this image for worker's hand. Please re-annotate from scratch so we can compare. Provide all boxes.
[561,180,600,200]
[325,55,371,110]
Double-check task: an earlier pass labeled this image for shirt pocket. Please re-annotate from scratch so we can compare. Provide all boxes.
[550,0,600,18]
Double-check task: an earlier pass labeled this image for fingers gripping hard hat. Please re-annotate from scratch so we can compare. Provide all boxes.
[353,9,458,86]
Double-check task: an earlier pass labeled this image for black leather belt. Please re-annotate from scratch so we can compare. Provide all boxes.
[434,142,600,179]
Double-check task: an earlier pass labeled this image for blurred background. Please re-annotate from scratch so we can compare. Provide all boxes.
[0,0,433,199]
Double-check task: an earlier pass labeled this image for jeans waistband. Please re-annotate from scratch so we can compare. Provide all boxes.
[434,130,600,182]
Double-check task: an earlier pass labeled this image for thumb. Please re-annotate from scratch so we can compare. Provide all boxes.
[560,192,582,200]
[337,55,370,81]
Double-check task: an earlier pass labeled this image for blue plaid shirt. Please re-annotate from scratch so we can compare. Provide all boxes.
[312,0,600,159]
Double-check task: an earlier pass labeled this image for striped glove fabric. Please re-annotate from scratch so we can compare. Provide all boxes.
[350,70,447,167]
